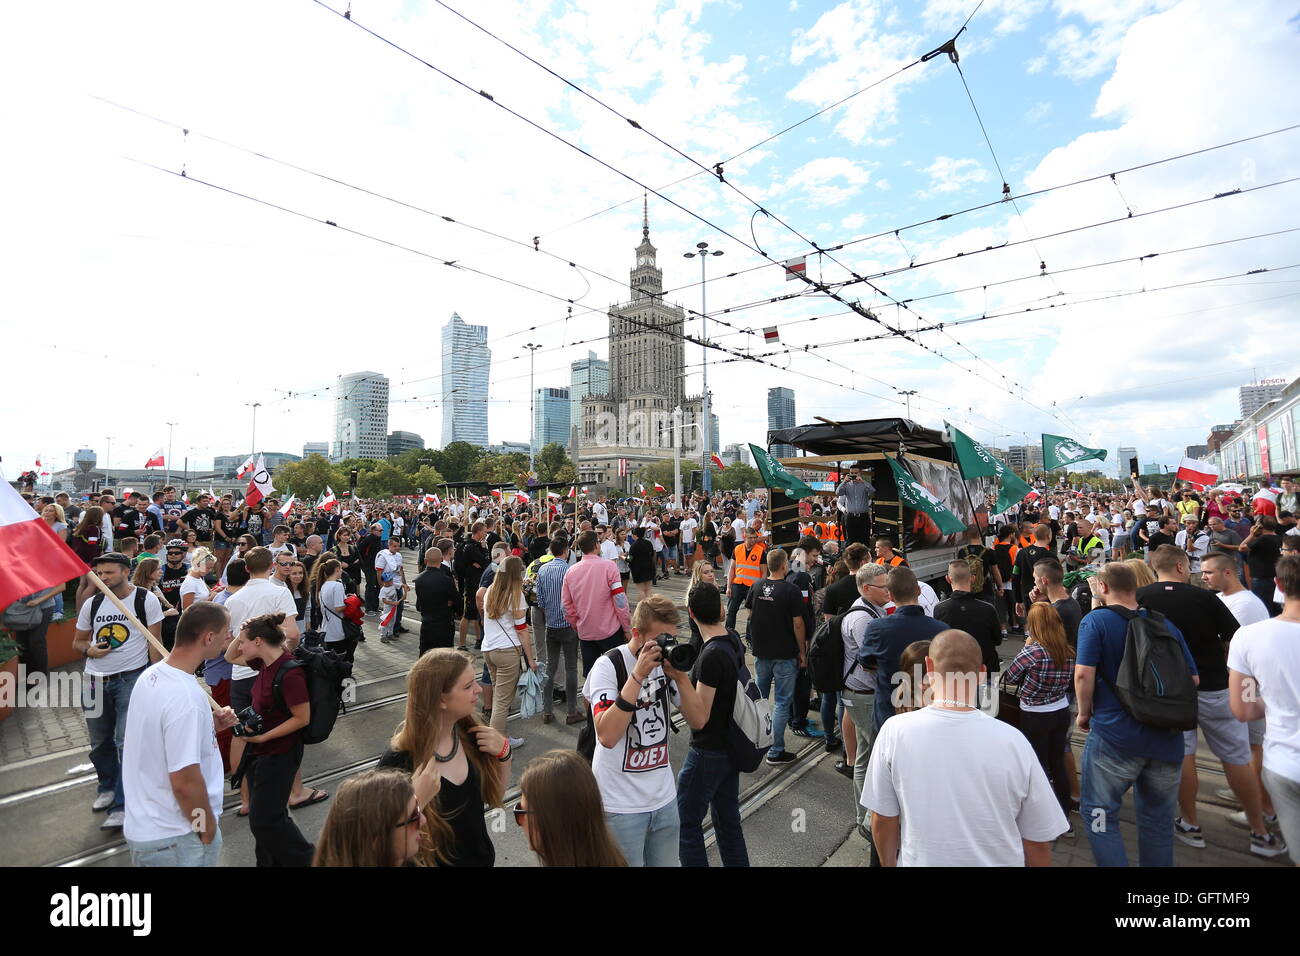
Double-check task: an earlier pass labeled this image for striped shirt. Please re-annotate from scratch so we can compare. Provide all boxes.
[536,555,571,628]
[836,479,876,514]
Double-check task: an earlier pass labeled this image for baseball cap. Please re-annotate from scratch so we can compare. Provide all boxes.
[91,552,132,570]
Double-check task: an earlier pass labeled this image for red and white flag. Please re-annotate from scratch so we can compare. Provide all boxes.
[567,486,577,499]
[1024,490,1040,502]
[235,454,256,479]
[144,449,165,468]
[763,327,780,343]
[515,491,530,504]
[638,483,646,494]
[244,454,275,509]
[547,491,562,500]
[380,604,398,630]
[711,453,726,470]
[278,494,296,518]
[490,489,502,500]
[1175,457,1219,488]
[317,486,338,511]
[783,256,807,281]
[467,491,481,503]
[653,482,667,492]
[0,481,89,610]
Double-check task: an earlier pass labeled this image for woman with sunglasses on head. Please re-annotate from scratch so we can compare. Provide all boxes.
[376,648,510,866]
[220,534,260,587]
[516,749,626,867]
[314,765,442,867]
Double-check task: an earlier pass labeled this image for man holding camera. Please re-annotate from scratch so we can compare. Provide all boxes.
[123,603,239,866]
[584,594,705,866]
[73,552,165,831]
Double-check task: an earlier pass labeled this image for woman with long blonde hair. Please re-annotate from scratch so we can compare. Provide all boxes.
[1124,557,1157,590]
[376,649,511,867]
[314,768,439,867]
[480,555,536,739]
[517,750,626,867]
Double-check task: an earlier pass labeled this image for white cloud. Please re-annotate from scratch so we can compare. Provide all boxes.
[922,0,1047,36]
[1025,101,1052,123]
[1041,0,1179,81]
[916,156,989,197]
[786,156,875,206]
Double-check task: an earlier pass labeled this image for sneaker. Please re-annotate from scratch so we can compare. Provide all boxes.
[790,724,824,739]
[765,750,797,766]
[1250,832,1288,858]
[1214,787,1241,806]
[508,737,525,751]
[1060,823,1077,839]
[1173,817,1205,848]
[101,811,125,830]
[380,635,392,644]
[91,793,114,812]
[823,735,842,752]
[1228,809,1278,829]
[833,760,853,779]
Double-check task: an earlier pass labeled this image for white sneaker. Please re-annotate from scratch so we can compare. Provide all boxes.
[1251,832,1288,858]
[100,810,125,830]
[1228,809,1278,829]
[1173,816,1205,848]
[508,737,525,750]
[91,792,114,812]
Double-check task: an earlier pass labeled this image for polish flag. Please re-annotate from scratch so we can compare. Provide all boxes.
[145,449,165,468]
[318,486,338,511]
[0,481,90,610]
[581,486,588,494]
[491,489,502,499]
[711,453,726,470]
[244,454,275,508]
[653,482,667,492]
[1024,490,1040,502]
[547,491,561,500]
[568,486,577,499]
[235,455,256,479]
[34,458,41,467]
[638,483,646,494]
[380,604,398,630]
[278,494,296,518]
[515,491,530,504]
[782,256,806,281]
[467,492,481,503]
[1174,457,1219,489]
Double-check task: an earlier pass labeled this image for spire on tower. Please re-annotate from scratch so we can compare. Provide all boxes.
[642,193,649,240]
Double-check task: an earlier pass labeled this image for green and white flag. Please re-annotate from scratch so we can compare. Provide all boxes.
[994,469,1034,515]
[886,456,967,535]
[1042,434,1108,470]
[749,443,815,500]
[945,421,1034,513]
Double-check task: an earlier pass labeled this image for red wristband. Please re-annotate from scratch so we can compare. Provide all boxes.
[496,739,511,760]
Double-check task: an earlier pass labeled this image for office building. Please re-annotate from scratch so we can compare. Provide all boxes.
[387,431,424,457]
[569,351,609,433]
[1005,444,1044,475]
[767,387,796,458]
[488,441,530,456]
[533,387,570,452]
[1240,379,1286,419]
[214,452,301,478]
[441,313,490,447]
[722,443,750,467]
[333,371,390,460]
[303,441,329,459]
[1184,444,1209,460]
[1116,446,1138,478]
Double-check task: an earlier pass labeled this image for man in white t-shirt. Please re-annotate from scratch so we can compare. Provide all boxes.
[583,595,703,867]
[222,547,301,814]
[73,552,165,831]
[375,537,407,634]
[1229,552,1300,859]
[123,602,239,865]
[679,513,698,568]
[861,629,1068,865]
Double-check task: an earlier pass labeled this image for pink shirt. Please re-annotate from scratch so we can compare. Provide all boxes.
[561,553,631,642]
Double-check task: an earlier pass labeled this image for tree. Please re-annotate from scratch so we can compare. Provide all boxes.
[273,455,345,501]
[635,459,678,493]
[411,465,446,493]
[429,442,487,483]
[534,442,574,483]
[356,462,416,498]
[713,462,760,491]
[470,452,530,485]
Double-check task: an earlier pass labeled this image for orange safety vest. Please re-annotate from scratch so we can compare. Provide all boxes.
[875,554,906,568]
[831,523,845,541]
[815,521,832,541]
[731,543,766,587]
[1018,534,1034,550]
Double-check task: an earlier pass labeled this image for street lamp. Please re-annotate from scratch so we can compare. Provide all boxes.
[104,436,114,487]
[895,390,917,420]
[524,343,543,474]
[683,241,723,494]
[245,403,261,457]
[164,421,178,488]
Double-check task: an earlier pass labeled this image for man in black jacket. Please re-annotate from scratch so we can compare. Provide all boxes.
[1012,524,1054,623]
[455,521,491,650]
[415,547,462,654]
[357,523,384,614]
[934,559,1002,686]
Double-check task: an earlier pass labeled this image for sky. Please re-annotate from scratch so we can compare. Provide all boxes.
[4,0,1298,479]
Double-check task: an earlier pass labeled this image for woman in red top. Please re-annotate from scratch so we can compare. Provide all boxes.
[227,612,315,867]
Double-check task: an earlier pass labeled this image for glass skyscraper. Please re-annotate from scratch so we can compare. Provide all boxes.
[533,386,571,452]
[768,387,796,458]
[441,313,490,447]
[569,350,609,434]
[333,371,390,460]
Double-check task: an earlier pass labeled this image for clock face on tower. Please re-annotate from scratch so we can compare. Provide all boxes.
[638,254,652,266]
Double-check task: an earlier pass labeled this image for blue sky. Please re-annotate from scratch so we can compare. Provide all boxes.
[3,0,1298,477]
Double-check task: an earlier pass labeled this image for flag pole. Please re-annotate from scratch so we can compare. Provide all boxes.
[85,570,221,713]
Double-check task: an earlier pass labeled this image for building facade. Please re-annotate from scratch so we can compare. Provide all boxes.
[1116,446,1138,477]
[1212,377,1299,481]
[387,431,424,457]
[215,452,301,478]
[722,443,750,467]
[488,441,530,456]
[441,313,490,448]
[333,371,390,460]
[578,202,708,487]
[1239,379,1287,419]
[1005,444,1044,475]
[569,351,609,435]
[768,388,796,458]
[302,441,329,459]
[533,387,570,452]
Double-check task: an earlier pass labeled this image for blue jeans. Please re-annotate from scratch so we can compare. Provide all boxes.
[755,657,797,755]
[677,746,749,867]
[84,667,144,814]
[129,828,222,867]
[1080,731,1181,867]
[820,689,839,740]
[605,800,681,867]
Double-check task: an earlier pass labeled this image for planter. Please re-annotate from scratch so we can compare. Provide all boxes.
[0,656,17,723]
[46,619,81,670]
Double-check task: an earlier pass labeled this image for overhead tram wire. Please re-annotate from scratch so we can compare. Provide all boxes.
[309,0,1078,428]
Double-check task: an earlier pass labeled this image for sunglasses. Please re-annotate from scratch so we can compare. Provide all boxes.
[513,806,529,826]
[395,808,422,829]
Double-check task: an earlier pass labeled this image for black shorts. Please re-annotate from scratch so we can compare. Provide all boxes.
[580,632,627,676]
[459,580,480,621]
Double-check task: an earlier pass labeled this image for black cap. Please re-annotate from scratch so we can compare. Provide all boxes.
[92,552,132,570]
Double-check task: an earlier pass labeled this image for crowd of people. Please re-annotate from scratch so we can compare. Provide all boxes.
[5,469,1299,868]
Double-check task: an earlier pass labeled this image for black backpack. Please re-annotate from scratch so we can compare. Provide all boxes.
[1098,607,1198,731]
[807,606,875,693]
[576,645,676,763]
[272,644,354,745]
[88,587,150,638]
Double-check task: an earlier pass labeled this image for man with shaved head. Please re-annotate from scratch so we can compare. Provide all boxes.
[860,629,1068,866]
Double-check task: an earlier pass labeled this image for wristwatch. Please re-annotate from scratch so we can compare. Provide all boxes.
[614,694,637,713]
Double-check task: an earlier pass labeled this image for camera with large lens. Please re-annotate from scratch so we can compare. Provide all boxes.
[654,633,697,671]
[231,706,263,737]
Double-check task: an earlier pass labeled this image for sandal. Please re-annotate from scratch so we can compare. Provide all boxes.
[288,789,329,810]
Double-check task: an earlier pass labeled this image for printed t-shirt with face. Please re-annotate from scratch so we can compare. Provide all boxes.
[122,659,225,843]
[77,586,164,676]
[582,645,681,813]
[182,507,217,542]
[224,578,301,681]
